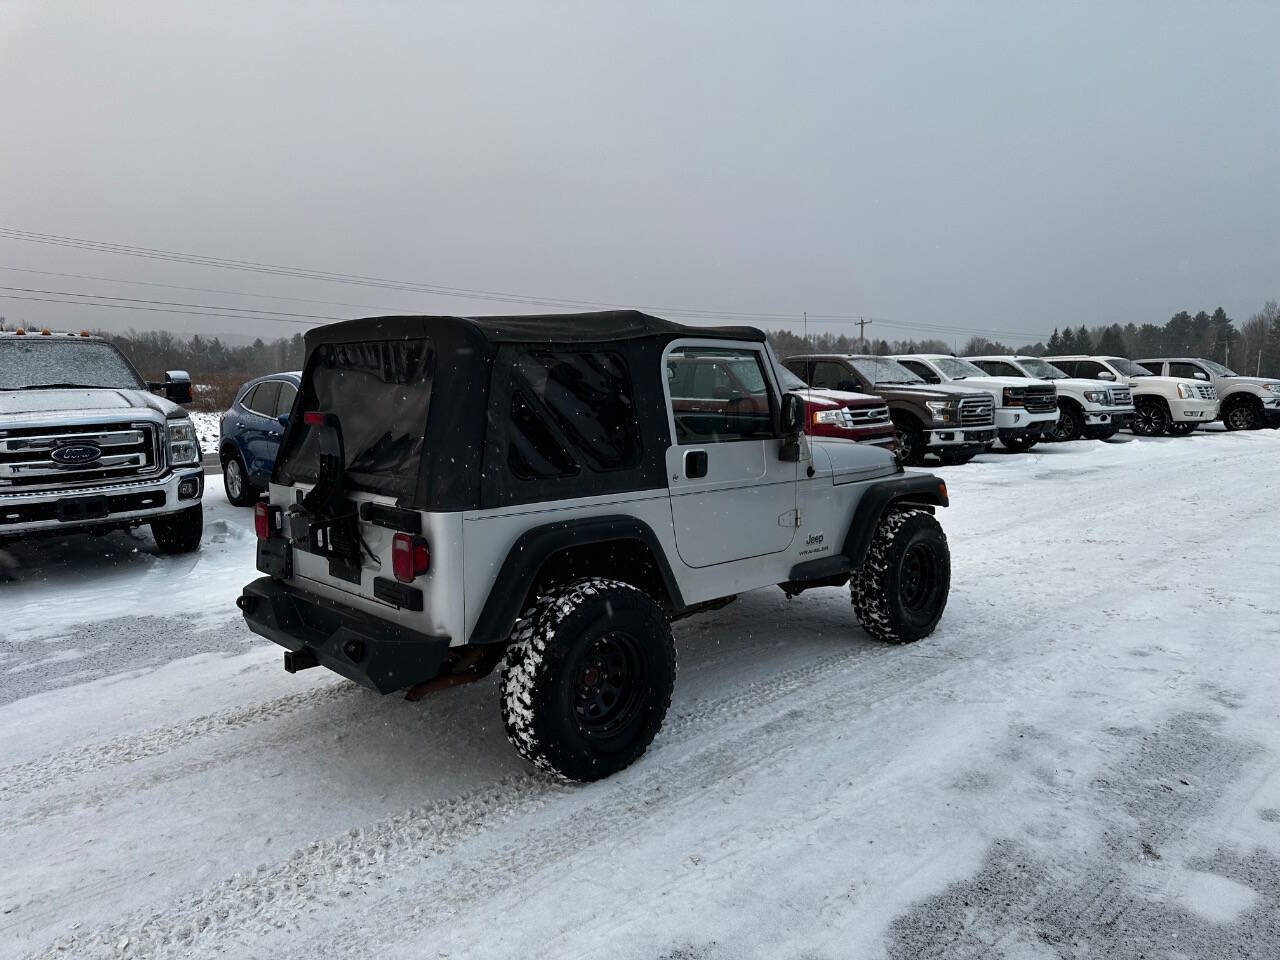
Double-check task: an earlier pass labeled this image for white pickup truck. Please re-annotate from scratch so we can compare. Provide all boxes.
[965,354,1135,442]
[0,330,205,552]
[892,354,1059,452]
[1044,355,1218,437]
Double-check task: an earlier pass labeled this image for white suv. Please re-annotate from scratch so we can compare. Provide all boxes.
[892,354,1059,452]
[1044,355,1219,437]
[966,354,1135,442]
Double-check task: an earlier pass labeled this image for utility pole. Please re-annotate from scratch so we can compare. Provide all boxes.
[856,317,873,353]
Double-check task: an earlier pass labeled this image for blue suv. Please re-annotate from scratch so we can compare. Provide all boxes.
[218,372,300,506]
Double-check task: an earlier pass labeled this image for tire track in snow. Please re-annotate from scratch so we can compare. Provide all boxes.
[0,680,355,803]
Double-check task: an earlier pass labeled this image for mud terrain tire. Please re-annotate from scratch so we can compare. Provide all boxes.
[851,508,950,644]
[500,578,675,782]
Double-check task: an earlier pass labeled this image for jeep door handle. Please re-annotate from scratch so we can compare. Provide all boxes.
[684,449,708,479]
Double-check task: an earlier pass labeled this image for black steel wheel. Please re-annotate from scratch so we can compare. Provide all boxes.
[851,508,951,644]
[500,579,675,782]
[1131,399,1169,437]
[1224,401,1261,431]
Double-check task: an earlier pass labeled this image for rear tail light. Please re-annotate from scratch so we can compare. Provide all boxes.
[254,501,281,540]
[392,533,430,583]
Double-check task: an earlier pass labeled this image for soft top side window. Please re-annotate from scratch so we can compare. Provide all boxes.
[506,349,642,480]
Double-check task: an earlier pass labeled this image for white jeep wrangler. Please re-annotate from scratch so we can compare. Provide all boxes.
[239,312,953,781]
[892,354,1059,452]
[1044,355,1219,436]
[965,354,1135,441]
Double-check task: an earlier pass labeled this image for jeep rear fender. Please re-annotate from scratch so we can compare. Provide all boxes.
[468,515,685,646]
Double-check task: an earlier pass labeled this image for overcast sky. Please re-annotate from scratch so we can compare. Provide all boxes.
[1,1,1277,345]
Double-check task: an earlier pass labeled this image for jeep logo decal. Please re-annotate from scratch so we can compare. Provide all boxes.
[805,532,824,546]
[50,444,103,465]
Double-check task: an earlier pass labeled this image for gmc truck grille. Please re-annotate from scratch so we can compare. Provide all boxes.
[959,397,995,427]
[0,422,163,491]
[1196,384,1217,401]
[1023,386,1057,413]
[847,404,890,424]
[1110,387,1132,405]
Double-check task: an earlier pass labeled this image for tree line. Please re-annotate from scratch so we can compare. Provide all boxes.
[766,301,1280,377]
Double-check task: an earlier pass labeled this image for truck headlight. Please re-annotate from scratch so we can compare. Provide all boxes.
[1083,390,1109,404]
[167,418,201,466]
[813,409,846,426]
[1262,383,1279,393]
[925,400,954,423]
[1176,383,1196,399]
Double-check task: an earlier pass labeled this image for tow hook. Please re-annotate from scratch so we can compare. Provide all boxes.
[236,594,257,614]
[283,649,319,673]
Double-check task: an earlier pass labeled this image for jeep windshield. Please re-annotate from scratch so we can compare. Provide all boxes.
[1017,357,1069,380]
[276,339,434,499]
[850,357,922,385]
[0,339,147,390]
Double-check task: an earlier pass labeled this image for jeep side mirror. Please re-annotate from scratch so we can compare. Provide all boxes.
[782,392,805,434]
[151,370,193,404]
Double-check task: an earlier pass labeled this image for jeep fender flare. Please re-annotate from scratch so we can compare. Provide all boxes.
[468,515,686,646]
[841,474,950,570]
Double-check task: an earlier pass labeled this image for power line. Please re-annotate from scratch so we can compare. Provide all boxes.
[0,226,1053,342]
[0,293,324,325]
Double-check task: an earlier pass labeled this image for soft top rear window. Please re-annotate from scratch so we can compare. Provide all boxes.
[276,339,434,499]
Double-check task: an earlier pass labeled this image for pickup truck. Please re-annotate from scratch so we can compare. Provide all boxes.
[1135,357,1280,432]
[0,329,205,552]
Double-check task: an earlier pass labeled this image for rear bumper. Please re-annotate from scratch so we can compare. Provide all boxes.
[238,576,450,694]
[0,468,204,537]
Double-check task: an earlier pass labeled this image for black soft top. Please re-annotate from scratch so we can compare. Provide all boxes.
[303,310,765,350]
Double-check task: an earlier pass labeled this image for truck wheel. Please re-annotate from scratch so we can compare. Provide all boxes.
[851,508,950,644]
[150,504,204,554]
[893,419,927,466]
[1048,405,1084,442]
[1131,398,1169,436]
[1166,421,1198,436]
[1224,400,1261,431]
[222,451,255,507]
[500,578,675,782]
[1001,435,1037,453]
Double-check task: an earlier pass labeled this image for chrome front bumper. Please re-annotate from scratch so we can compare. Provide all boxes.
[0,468,204,535]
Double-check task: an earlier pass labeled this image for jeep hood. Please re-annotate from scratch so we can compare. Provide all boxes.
[0,387,181,422]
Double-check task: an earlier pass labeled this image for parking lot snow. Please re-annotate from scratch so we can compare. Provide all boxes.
[2,429,1278,959]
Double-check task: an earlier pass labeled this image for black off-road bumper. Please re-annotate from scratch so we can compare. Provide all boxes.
[238,576,450,694]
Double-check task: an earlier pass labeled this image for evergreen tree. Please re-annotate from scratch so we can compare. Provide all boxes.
[1096,324,1126,356]
[1074,325,1094,354]
[1048,328,1064,353]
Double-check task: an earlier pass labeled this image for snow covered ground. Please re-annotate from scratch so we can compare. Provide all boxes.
[190,411,221,458]
[2,429,1278,959]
